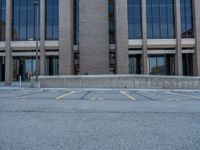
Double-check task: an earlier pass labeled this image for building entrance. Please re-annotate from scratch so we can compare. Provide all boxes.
[13,56,38,81]
[0,57,5,81]
[148,54,175,75]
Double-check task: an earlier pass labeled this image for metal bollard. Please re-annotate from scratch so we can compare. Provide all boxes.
[19,76,22,87]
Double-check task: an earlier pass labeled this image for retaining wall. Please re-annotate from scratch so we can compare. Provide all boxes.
[31,75,200,89]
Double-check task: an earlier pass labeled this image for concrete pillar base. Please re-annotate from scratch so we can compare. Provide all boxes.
[5,82,12,86]
[30,81,41,88]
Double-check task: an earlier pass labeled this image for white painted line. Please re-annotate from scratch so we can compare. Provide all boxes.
[120,91,136,101]
[15,90,38,99]
[166,91,200,99]
[56,91,77,100]
[16,96,26,99]
[21,90,33,93]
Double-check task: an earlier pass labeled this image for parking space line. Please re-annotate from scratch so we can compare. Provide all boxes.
[16,97,28,99]
[80,91,92,100]
[16,90,46,99]
[23,90,32,93]
[135,92,154,100]
[120,91,136,101]
[0,89,31,95]
[166,91,200,99]
[56,91,77,100]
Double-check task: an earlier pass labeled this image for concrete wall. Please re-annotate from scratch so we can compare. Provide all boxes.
[79,0,109,74]
[32,75,200,89]
[115,0,129,74]
[59,0,74,75]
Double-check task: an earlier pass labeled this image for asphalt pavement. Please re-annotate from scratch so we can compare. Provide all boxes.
[0,88,200,150]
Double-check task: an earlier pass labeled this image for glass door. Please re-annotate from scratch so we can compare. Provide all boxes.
[0,57,5,81]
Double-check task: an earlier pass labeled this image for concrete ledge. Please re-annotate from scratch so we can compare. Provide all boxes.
[30,81,40,88]
[31,75,200,89]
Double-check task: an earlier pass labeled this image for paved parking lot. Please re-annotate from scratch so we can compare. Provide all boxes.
[0,88,200,150]
[1,88,200,101]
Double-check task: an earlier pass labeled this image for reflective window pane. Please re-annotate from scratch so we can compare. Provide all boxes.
[180,0,194,38]
[13,56,39,81]
[129,54,141,74]
[45,0,59,40]
[182,53,193,76]
[149,54,175,75]
[74,0,79,44]
[109,0,115,44]
[147,0,175,39]
[128,0,142,39]
[0,0,6,41]
[46,56,59,75]
[12,0,40,41]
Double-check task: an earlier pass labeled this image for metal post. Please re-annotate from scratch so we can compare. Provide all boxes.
[19,75,21,87]
[34,0,39,82]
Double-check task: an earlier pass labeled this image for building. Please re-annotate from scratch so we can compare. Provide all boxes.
[0,0,200,84]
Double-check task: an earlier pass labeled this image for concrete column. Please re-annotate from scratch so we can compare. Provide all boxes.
[175,0,183,75]
[115,0,129,74]
[193,0,200,76]
[79,0,109,74]
[141,0,148,74]
[5,0,13,85]
[59,0,74,75]
[40,0,46,75]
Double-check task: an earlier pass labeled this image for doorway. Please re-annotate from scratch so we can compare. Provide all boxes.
[0,57,5,81]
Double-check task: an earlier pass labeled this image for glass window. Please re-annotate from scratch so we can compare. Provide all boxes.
[128,0,142,39]
[13,56,39,81]
[0,0,6,41]
[74,0,79,45]
[12,0,40,41]
[0,56,5,81]
[182,53,193,76]
[45,0,59,40]
[129,54,141,74]
[180,0,194,38]
[109,0,115,44]
[149,54,175,75]
[147,0,175,39]
[46,56,59,75]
